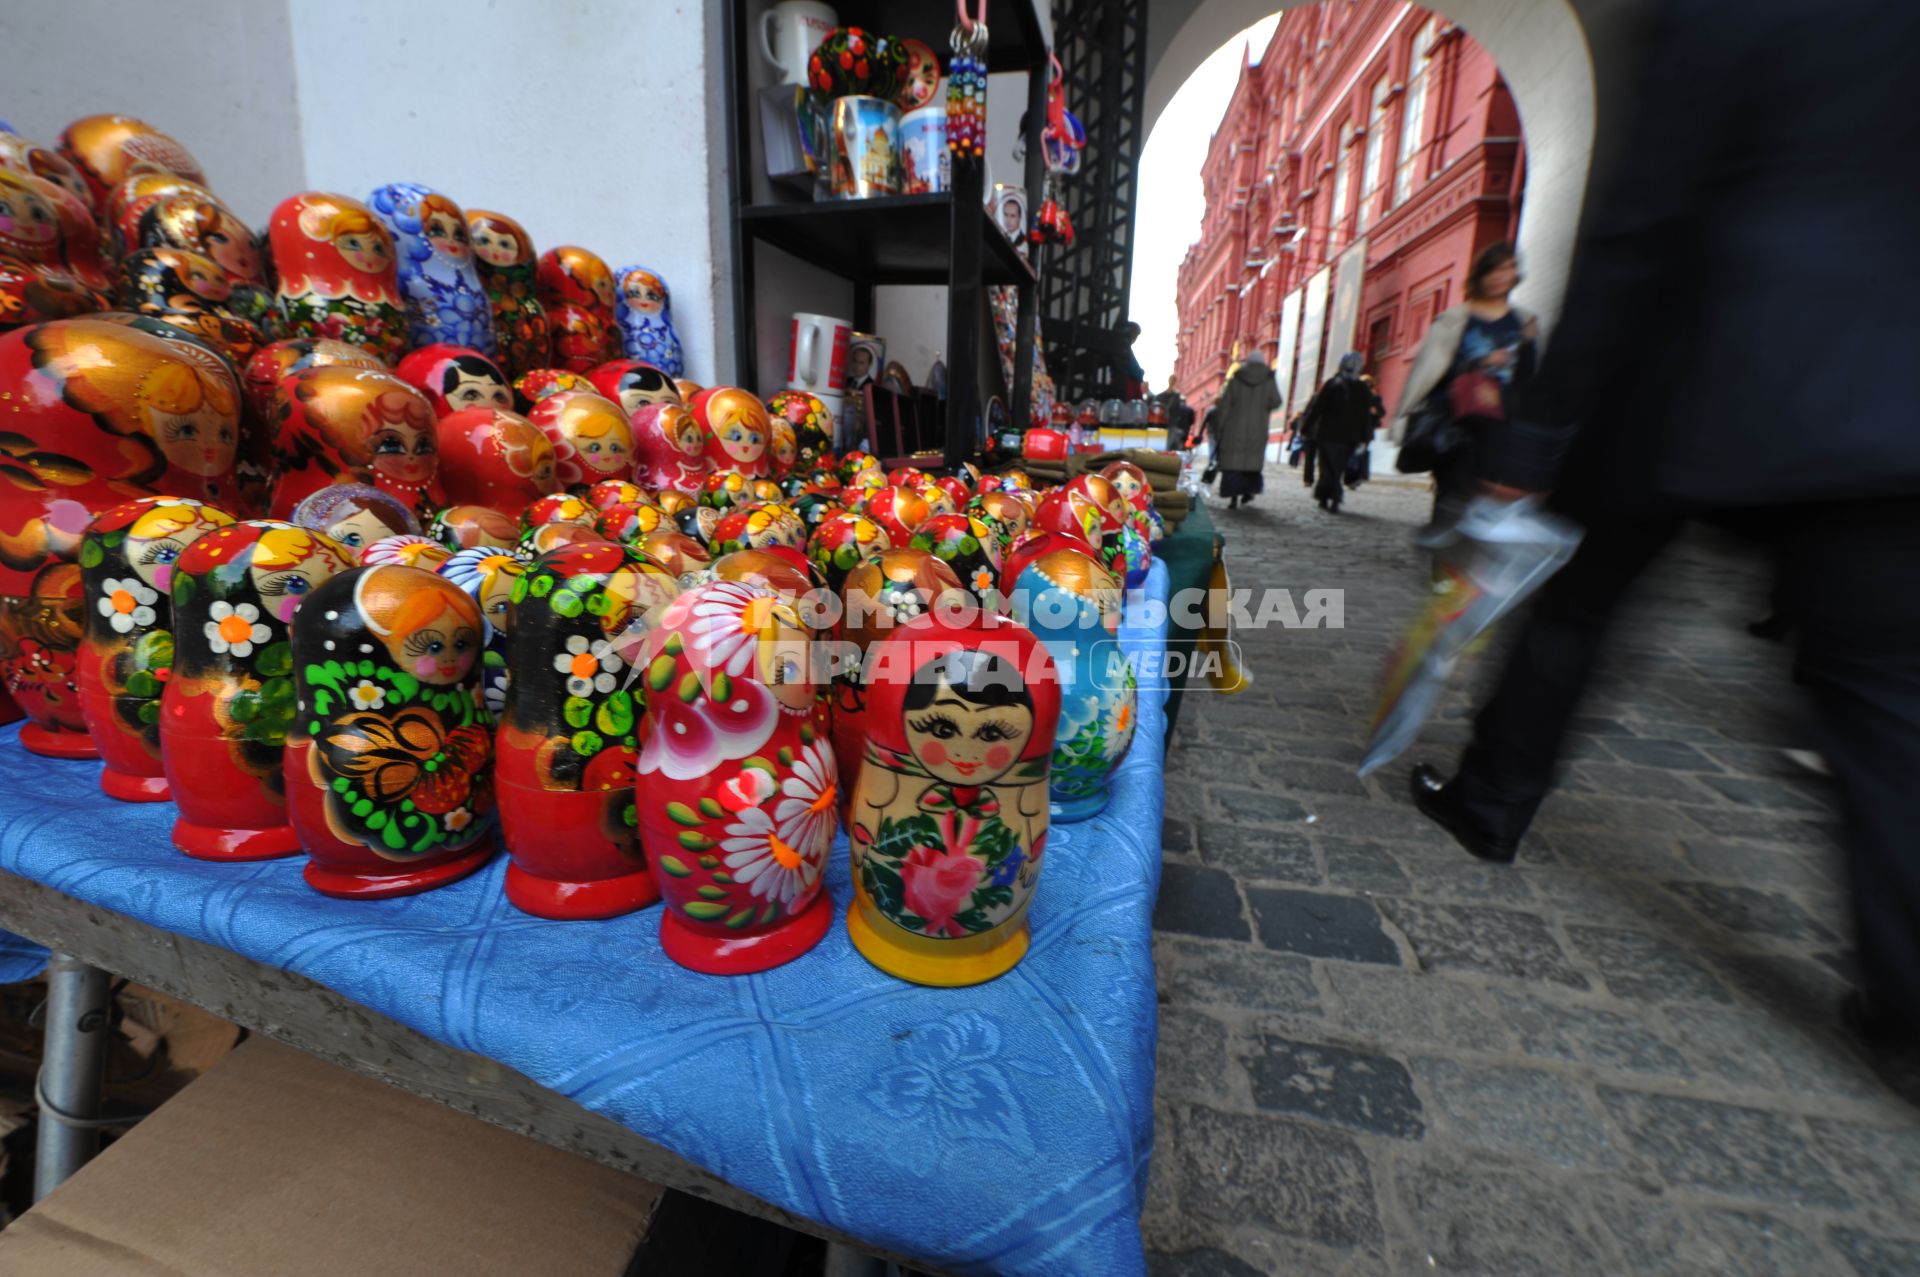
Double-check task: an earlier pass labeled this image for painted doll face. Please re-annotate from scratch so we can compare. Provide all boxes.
[470,223,521,267]
[586,264,616,312]
[388,601,481,684]
[662,405,703,457]
[151,398,238,477]
[445,364,512,412]
[771,421,797,471]
[904,670,1035,785]
[471,555,520,633]
[0,176,60,257]
[124,508,225,594]
[248,535,356,625]
[760,620,816,712]
[571,411,633,476]
[203,216,261,281]
[364,395,437,485]
[423,207,470,260]
[335,225,393,275]
[324,504,410,554]
[621,271,664,315]
[1109,470,1143,501]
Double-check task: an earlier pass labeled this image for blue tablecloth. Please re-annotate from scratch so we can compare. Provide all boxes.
[0,561,1170,1276]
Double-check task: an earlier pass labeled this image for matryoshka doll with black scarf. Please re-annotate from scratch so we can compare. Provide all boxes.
[497,540,678,918]
[266,366,441,522]
[77,496,236,799]
[286,564,497,897]
[161,520,356,858]
[634,580,837,972]
[465,209,549,380]
[844,610,1060,986]
[118,246,265,368]
[265,192,407,364]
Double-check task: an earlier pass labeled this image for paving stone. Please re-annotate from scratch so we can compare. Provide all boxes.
[1597,1087,1853,1210]
[1493,991,1693,1077]
[1605,737,1723,771]
[1392,853,1537,906]
[1573,762,1717,803]
[1534,829,1691,879]
[1565,924,1735,1004]
[1665,1004,1883,1100]
[1153,862,1251,941]
[1681,838,1846,890]
[1196,821,1317,882]
[1697,773,1834,813]
[1168,1103,1383,1251]
[1830,1229,1920,1277]
[1591,1193,1837,1277]
[1145,1248,1266,1277]
[1808,1119,1920,1217]
[1205,784,1312,827]
[1322,964,1512,1054]
[1156,1008,1234,1102]
[1379,899,1588,988]
[1160,818,1194,856]
[1244,1034,1424,1139]
[1256,757,1370,799]
[1707,950,1854,1023]
[1414,1057,1618,1169]
[1289,795,1442,844]
[1317,836,1411,895]
[1392,1157,1614,1275]
[1246,887,1400,965]
[1153,935,1322,1016]
[1570,715,1634,736]
[1663,880,1840,943]
[1682,804,1836,843]
[1516,867,1706,932]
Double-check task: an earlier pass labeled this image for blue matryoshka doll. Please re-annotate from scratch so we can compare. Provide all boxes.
[367,183,497,355]
[612,264,684,378]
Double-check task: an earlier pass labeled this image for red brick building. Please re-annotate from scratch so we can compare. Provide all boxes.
[1173,1,1524,437]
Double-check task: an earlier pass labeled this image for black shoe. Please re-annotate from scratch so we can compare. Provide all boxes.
[1409,764,1519,864]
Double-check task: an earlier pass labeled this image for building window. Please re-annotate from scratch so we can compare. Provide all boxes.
[1358,76,1390,231]
[1393,18,1440,207]
[1328,122,1352,254]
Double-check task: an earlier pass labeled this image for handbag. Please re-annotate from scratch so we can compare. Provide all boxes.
[1448,370,1506,423]
[1395,393,1461,474]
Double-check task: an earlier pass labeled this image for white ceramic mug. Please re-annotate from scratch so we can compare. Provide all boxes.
[760,1,838,88]
[789,312,852,395]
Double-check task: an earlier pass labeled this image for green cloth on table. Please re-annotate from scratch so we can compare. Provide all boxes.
[1152,498,1221,745]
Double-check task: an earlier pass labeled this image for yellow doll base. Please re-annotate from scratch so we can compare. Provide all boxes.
[846,888,1033,987]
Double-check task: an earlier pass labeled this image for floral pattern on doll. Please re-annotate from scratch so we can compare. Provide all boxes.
[612,264,683,378]
[368,184,496,354]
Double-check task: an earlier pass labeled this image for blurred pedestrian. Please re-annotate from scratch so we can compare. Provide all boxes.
[1405,0,1920,1058]
[1301,352,1375,512]
[1212,349,1279,509]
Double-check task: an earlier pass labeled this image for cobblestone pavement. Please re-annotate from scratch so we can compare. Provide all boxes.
[1144,466,1920,1276]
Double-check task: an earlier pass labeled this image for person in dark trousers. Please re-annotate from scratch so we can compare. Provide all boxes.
[1211,351,1280,508]
[1406,0,1920,1060]
[1300,352,1375,512]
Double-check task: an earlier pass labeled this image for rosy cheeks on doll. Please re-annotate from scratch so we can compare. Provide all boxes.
[720,423,765,464]
[402,624,479,684]
[370,424,436,484]
[425,213,470,260]
[337,231,392,275]
[154,411,238,477]
[132,537,189,593]
[255,569,318,623]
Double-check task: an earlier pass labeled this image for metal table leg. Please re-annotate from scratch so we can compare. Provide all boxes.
[823,1242,892,1277]
[33,951,111,1200]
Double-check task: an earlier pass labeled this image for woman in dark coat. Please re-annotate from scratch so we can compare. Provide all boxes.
[1300,352,1378,512]
[1212,352,1280,508]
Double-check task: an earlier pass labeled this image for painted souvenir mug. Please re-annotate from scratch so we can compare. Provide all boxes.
[787,313,850,420]
[830,96,900,200]
[898,100,949,195]
[759,0,838,87]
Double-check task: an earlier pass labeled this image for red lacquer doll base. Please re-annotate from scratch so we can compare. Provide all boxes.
[0,689,22,727]
[19,723,100,759]
[302,841,496,900]
[173,819,303,862]
[100,770,170,803]
[658,890,832,976]
[504,862,659,921]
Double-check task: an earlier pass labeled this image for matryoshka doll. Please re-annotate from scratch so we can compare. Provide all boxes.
[434,407,557,515]
[57,115,204,213]
[367,183,496,354]
[631,402,709,495]
[831,548,964,796]
[893,37,942,109]
[464,209,549,379]
[118,246,264,367]
[595,500,666,547]
[862,485,931,546]
[1003,538,1135,822]
[285,565,496,896]
[521,492,597,534]
[913,513,1004,612]
[611,264,684,379]
[78,496,236,799]
[637,529,711,582]
[427,503,520,552]
[240,338,385,515]
[362,534,452,572]
[107,172,215,257]
[0,128,92,211]
[162,520,356,857]
[585,478,645,511]
[535,246,617,372]
[513,367,594,407]
[766,390,833,473]
[0,318,244,756]
[688,387,771,479]
[0,169,110,328]
[395,343,514,418]
[712,502,805,558]
[134,193,273,330]
[635,580,837,972]
[266,192,407,364]
[586,358,681,416]
[807,510,890,597]
[268,366,440,521]
[516,521,604,561]
[497,540,677,918]
[290,482,418,559]
[439,544,524,720]
[843,610,1060,985]
[968,489,1032,560]
[526,389,633,492]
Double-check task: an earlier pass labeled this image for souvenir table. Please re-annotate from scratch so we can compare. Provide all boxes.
[0,563,1172,1277]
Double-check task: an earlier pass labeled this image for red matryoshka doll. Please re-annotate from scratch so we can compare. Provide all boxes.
[266,192,407,364]
[522,492,597,533]
[688,387,772,479]
[635,580,837,972]
[587,358,681,416]
[134,193,273,330]
[915,480,957,520]
[862,485,931,546]
[0,319,244,754]
[1064,472,1147,583]
[497,540,677,918]
[427,503,520,552]
[831,548,965,793]
[843,611,1061,985]
[240,339,384,515]
[535,246,617,372]
[434,407,558,515]
[1031,486,1104,553]
[886,466,930,488]
[78,496,236,799]
[931,473,973,511]
[268,366,440,521]
[289,482,418,560]
[637,529,712,582]
[586,478,646,510]
[464,209,549,380]
[0,129,92,211]
[912,513,1004,611]
[807,510,890,597]
[439,544,525,719]
[595,500,667,547]
[767,391,834,474]
[631,402,709,495]
[1099,460,1151,514]
[286,565,497,897]
[57,115,205,214]
[161,521,355,858]
[674,378,704,402]
[712,502,806,557]
[526,389,633,492]
[0,169,110,328]
[395,344,514,418]
[118,246,264,367]
[968,490,1032,559]
[513,367,594,407]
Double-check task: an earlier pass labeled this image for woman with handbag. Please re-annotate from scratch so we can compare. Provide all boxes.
[1390,243,1539,539]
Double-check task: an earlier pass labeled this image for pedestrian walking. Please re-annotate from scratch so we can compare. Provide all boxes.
[1300,352,1375,512]
[1403,0,1920,1065]
[1211,350,1280,509]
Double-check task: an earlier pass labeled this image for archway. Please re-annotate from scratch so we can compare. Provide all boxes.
[1141,0,1595,329]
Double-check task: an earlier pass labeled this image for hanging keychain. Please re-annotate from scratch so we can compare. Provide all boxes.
[947,0,988,162]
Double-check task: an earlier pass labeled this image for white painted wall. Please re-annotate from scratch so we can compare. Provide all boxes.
[0,0,306,226]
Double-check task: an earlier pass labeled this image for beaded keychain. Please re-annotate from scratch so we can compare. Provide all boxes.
[947,0,987,162]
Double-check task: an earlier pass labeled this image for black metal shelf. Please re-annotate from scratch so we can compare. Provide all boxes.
[739,194,1036,288]
[825,0,1049,72]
